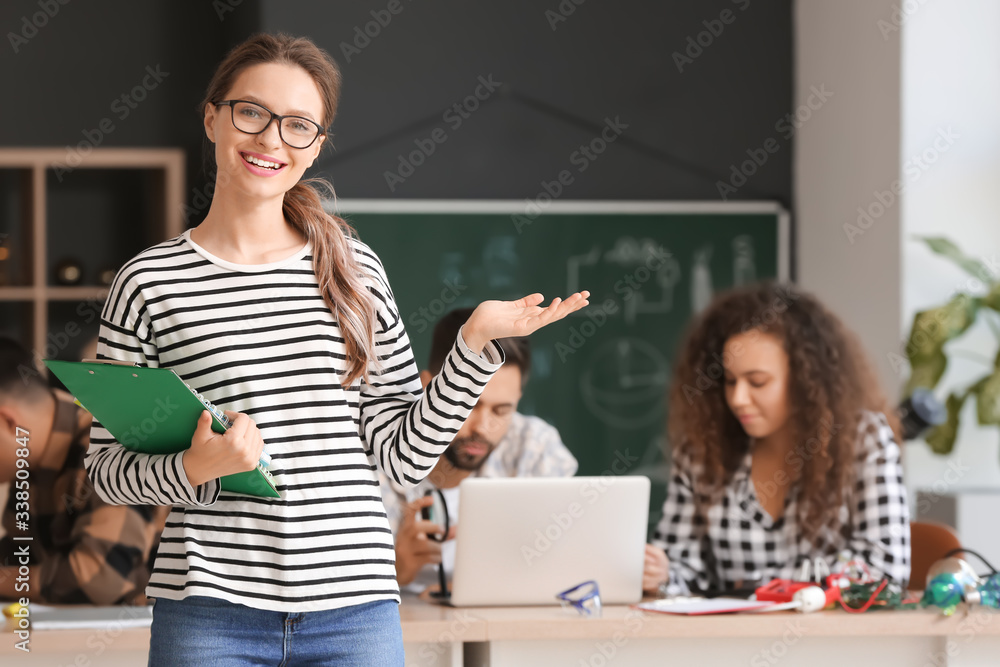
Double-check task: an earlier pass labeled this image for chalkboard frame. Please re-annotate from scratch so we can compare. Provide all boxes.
[329,201,789,285]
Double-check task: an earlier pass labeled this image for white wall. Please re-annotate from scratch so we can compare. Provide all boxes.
[901,0,1000,495]
[794,0,902,398]
[797,0,1000,546]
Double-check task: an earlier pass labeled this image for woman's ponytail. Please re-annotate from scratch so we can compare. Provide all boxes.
[284,178,377,386]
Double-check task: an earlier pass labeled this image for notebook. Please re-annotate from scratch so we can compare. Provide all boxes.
[447,476,650,606]
[634,597,784,615]
[43,359,279,498]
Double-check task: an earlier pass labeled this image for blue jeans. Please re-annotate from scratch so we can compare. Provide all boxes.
[148,595,404,666]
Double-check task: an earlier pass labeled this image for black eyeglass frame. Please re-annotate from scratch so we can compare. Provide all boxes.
[214,99,326,149]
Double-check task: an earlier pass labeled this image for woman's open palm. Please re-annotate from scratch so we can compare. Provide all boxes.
[464,291,590,348]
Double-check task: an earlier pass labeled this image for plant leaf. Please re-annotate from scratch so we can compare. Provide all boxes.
[924,392,968,455]
[904,349,947,395]
[974,369,1000,425]
[983,283,1000,312]
[904,295,979,369]
[919,236,996,284]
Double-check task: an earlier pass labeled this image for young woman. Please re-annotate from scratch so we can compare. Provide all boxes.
[85,33,587,665]
[642,282,910,596]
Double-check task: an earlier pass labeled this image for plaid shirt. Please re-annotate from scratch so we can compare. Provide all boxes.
[652,411,911,592]
[0,392,168,604]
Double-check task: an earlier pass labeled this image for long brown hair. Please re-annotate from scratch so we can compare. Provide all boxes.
[668,282,900,542]
[198,32,376,385]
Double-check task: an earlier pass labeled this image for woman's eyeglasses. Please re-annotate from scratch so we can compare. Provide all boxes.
[214,100,325,149]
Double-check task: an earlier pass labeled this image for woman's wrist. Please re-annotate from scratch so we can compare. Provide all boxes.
[459,323,488,357]
[182,449,210,489]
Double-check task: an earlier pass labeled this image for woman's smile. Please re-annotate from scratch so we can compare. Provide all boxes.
[239,150,288,176]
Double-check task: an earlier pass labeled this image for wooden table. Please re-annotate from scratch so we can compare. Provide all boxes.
[457,603,1000,666]
[4,598,999,666]
[0,598,484,666]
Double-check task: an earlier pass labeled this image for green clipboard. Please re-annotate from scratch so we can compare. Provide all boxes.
[44,359,279,499]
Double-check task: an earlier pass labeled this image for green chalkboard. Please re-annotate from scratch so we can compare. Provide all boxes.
[335,201,789,535]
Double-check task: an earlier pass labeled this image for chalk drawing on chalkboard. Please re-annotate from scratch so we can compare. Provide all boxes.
[484,236,517,288]
[636,433,671,531]
[633,433,669,484]
[567,246,601,295]
[625,434,669,503]
[580,338,669,429]
[604,237,661,265]
[440,252,465,286]
[618,244,681,326]
[567,238,682,325]
[532,346,553,380]
[733,235,756,285]
[691,245,714,314]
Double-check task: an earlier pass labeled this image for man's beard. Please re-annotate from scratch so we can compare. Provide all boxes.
[443,434,497,471]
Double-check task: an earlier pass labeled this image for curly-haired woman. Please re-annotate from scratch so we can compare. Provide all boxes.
[641,282,910,596]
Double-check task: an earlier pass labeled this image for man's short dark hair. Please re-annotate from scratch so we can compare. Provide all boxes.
[0,337,48,397]
[427,308,531,387]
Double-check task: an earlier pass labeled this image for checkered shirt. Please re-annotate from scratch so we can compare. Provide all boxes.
[651,411,911,592]
[0,392,169,604]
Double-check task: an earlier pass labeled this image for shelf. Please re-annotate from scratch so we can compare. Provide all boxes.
[47,301,102,362]
[0,148,184,359]
[0,302,31,345]
[43,287,112,300]
[0,167,34,287]
[0,148,187,170]
[0,287,110,301]
[0,287,39,300]
[45,168,161,288]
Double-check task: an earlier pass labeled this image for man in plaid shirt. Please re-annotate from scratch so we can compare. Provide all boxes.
[0,338,168,605]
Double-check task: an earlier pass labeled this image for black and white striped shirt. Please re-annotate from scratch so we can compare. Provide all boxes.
[86,230,503,612]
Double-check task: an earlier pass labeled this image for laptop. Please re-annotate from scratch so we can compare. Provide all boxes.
[447,476,650,607]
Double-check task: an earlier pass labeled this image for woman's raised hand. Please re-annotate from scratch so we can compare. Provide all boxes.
[462,291,590,354]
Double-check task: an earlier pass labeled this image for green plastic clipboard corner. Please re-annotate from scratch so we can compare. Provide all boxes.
[44,359,279,499]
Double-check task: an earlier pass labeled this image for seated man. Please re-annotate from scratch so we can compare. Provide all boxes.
[0,337,168,604]
[381,308,578,591]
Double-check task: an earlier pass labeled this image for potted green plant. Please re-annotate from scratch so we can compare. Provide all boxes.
[904,237,1000,455]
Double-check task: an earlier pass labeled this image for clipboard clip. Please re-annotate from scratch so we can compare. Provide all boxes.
[81,358,143,367]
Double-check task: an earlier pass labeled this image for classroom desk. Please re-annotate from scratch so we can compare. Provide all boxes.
[0,599,483,667]
[456,603,1000,667]
[4,598,999,666]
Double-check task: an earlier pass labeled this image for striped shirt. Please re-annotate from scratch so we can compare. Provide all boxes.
[85,229,503,612]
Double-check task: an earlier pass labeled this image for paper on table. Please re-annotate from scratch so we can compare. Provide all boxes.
[635,597,778,615]
[23,604,153,630]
